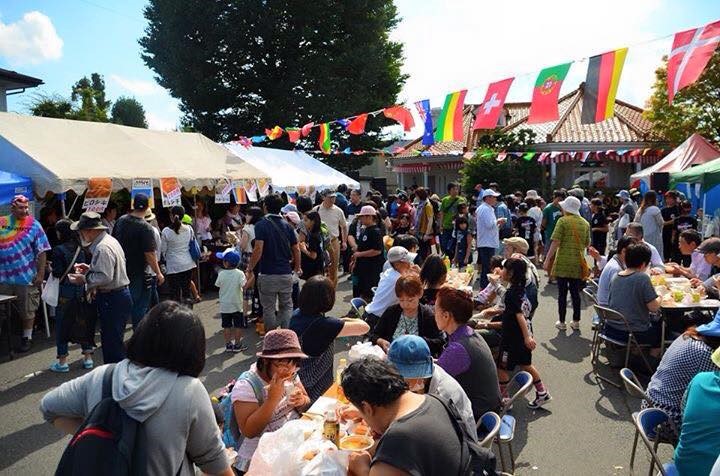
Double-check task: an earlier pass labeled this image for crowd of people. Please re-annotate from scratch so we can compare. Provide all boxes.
[1,178,720,474]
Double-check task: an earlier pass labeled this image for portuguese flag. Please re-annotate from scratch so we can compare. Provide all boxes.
[528,62,571,124]
[318,123,331,153]
[581,48,628,124]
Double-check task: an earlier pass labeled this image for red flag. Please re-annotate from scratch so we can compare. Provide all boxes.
[668,20,720,103]
[347,114,368,135]
[301,122,314,137]
[472,78,514,130]
[287,128,301,143]
[383,106,415,132]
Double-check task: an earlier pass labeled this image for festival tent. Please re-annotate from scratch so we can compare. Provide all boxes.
[223,142,360,191]
[630,133,720,190]
[0,112,269,196]
[0,171,33,204]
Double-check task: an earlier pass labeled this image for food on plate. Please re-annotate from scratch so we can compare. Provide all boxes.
[303,450,319,461]
[352,422,370,436]
[339,435,374,452]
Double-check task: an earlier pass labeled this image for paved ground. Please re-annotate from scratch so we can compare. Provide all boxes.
[0,274,673,475]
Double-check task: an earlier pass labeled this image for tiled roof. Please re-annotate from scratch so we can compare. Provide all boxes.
[395,85,663,159]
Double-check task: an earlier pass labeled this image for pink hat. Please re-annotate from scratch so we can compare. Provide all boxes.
[356,205,378,217]
[256,329,308,359]
[285,211,301,226]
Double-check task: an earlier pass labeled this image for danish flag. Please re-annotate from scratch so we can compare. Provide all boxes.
[667,20,720,103]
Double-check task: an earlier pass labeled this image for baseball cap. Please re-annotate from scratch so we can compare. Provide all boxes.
[482,189,501,199]
[616,190,630,200]
[502,237,529,254]
[387,335,433,379]
[387,246,416,264]
[696,238,720,255]
[697,310,720,338]
[182,214,193,225]
[320,188,335,198]
[133,193,150,211]
[215,249,241,267]
[285,211,301,226]
[281,204,298,214]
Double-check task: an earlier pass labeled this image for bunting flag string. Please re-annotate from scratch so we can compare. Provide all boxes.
[528,63,571,124]
[383,105,415,132]
[581,48,628,124]
[473,79,514,130]
[318,123,331,154]
[347,114,368,135]
[414,100,435,146]
[667,19,720,103]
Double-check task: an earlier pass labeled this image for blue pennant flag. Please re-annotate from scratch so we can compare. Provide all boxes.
[414,99,435,146]
[250,135,267,143]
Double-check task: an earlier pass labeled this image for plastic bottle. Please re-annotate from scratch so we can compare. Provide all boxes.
[323,410,340,446]
[336,358,348,404]
[443,255,451,270]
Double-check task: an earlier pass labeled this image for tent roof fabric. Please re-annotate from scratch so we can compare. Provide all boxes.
[0,112,269,196]
[0,171,33,204]
[630,133,720,185]
[223,143,359,190]
[670,156,720,191]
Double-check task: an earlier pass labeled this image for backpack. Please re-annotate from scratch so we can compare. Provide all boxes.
[318,223,332,269]
[219,371,265,450]
[55,364,149,476]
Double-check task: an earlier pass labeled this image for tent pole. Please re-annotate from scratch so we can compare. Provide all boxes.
[67,193,81,218]
[703,192,708,238]
[193,193,201,296]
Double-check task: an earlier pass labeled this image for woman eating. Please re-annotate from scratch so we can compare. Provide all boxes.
[369,274,444,357]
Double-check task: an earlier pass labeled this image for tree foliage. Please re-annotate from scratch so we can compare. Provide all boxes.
[140,0,407,170]
[644,53,720,144]
[29,94,74,119]
[28,73,122,123]
[111,96,148,128]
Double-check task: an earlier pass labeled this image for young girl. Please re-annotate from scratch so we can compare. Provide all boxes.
[393,213,412,237]
[498,257,551,409]
[453,216,473,267]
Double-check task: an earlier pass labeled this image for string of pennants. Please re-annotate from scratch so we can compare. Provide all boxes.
[237,19,720,157]
[486,148,665,164]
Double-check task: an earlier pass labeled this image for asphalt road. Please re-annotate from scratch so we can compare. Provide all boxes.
[0,274,674,475]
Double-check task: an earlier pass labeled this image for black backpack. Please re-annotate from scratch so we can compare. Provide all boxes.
[55,364,148,476]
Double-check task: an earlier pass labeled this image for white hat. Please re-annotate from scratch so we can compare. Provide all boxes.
[525,190,539,200]
[387,246,417,264]
[559,196,581,215]
[482,189,501,199]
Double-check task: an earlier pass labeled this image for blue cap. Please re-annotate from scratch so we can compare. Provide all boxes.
[616,190,630,200]
[697,310,720,337]
[387,335,433,379]
[216,249,241,267]
[281,204,298,214]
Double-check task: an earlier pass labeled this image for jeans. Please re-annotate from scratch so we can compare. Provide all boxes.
[257,274,293,330]
[129,276,152,329]
[477,247,495,288]
[55,295,94,359]
[96,287,132,363]
[440,229,454,256]
[557,278,583,323]
[149,276,159,308]
[167,270,193,307]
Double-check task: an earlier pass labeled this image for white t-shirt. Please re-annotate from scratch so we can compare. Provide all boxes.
[316,204,346,239]
[242,224,255,253]
[215,268,246,313]
[160,224,197,274]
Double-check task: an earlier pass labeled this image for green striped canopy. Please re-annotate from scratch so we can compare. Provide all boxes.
[670,157,720,192]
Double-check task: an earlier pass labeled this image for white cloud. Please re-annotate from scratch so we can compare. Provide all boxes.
[110,74,164,96]
[146,112,178,131]
[0,11,63,65]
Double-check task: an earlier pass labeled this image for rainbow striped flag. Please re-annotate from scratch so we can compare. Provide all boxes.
[581,48,628,124]
[319,123,331,153]
[434,90,467,142]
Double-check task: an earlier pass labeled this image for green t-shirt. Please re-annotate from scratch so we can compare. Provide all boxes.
[550,215,590,279]
[542,204,563,242]
[440,195,466,231]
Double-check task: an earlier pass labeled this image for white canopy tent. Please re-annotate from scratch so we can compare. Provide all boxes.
[224,142,360,192]
[0,112,269,196]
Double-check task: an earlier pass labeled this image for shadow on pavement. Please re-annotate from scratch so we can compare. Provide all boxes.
[0,422,65,471]
[541,332,592,364]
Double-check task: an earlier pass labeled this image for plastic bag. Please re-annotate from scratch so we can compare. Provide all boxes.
[348,342,385,361]
[256,420,307,476]
[299,440,347,476]
[41,275,60,307]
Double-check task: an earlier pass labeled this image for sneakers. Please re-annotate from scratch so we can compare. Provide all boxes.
[50,362,70,373]
[528,392,552,409]
[555,321,567,331]
[569,321,581,331]
[225,343,234,353]
[83,359,94,369]
[17,337,32,353]
[233,342,248,353]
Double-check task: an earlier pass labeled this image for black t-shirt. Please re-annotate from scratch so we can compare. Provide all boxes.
[289,310,344,357]
[357,225,385,270]
[112,214,156,278]
[500,287,526,345]
[662,206,679,240]
[372,396,464,476]
[590,211,607,250]
[673,215,698,238]
[514,216,536,251]
[301,232,323,278]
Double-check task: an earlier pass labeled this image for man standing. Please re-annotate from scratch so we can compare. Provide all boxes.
[439,182,466,257]
[0,195,51,353]
[494,195,513,254]
[616,190,637,239]
[413,187,435,260]
[68,212,131,363]
[112,193,164,328]
[346,189,363,220]
[541,190,566,257]
[661,191,680,260]
[476,189,504,288]
[247,193,301,330]
[335,184,349,215]
[316,189,347,287]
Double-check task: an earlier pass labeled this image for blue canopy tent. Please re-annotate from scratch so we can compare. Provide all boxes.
[0,170,33,205]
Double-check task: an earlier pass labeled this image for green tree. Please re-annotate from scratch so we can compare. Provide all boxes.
[28,94,73,119]
[644,53,720,144]
[71,73,111,122]
[111,96,148,128]
[140,0,407,170]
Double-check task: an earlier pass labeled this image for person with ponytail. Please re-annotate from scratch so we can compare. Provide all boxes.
[161,205,197,306]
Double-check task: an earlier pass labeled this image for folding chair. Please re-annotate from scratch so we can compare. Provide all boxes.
[496,371,533,473]
[592,305,654,388]
[634,408,679,476]
[476,411,501,449]
[349,297,367,318]
[620,368,652,474]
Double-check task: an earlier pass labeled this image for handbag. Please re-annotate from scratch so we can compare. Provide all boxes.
[188,228,201,261]
[42,246,81,307]
[569,220,591,281]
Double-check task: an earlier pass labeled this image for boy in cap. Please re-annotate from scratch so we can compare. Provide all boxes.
[215,249,248,352]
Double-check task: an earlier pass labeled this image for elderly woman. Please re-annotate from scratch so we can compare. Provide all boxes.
[635,191,664,260]
[41,302,233,475]
[370,274,444,357]
[543,196,590,331]
[232,329,311,473]
[434,286,502,420]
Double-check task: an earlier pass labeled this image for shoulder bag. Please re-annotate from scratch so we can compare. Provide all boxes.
[42,246,81,307]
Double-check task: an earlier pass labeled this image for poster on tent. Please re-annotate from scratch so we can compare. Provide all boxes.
[215,178,232,204]
[82,177,112,213]
[244,179,258,202]
[160,177,182,207]
[231,180,247,204]
[256,178,270,198]
[131,178,155,209]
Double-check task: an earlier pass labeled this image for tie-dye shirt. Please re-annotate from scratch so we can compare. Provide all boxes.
[0,214,51,285]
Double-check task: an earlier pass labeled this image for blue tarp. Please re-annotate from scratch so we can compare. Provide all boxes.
[0,171,33,205]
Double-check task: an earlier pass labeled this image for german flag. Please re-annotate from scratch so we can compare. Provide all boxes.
[581,48,628,124]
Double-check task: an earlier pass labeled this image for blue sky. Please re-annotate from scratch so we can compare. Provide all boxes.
[1,0,719,133]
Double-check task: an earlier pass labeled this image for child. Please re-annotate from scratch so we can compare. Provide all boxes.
[392,213,412,237]
[215,249,248,352]
[514,203,536,262]
[453,216,473,267]
[497,257,551,409]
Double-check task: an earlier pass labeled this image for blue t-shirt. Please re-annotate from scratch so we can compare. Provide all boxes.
[0,215,51,285]
[674,371,720,476]
[335,192,348,214]
[254,215,297,275]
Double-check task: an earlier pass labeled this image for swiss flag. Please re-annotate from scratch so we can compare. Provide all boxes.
[667,20,720,103]
[472,78,514,130]
[383,106,415,132]
[347,114,368,135]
